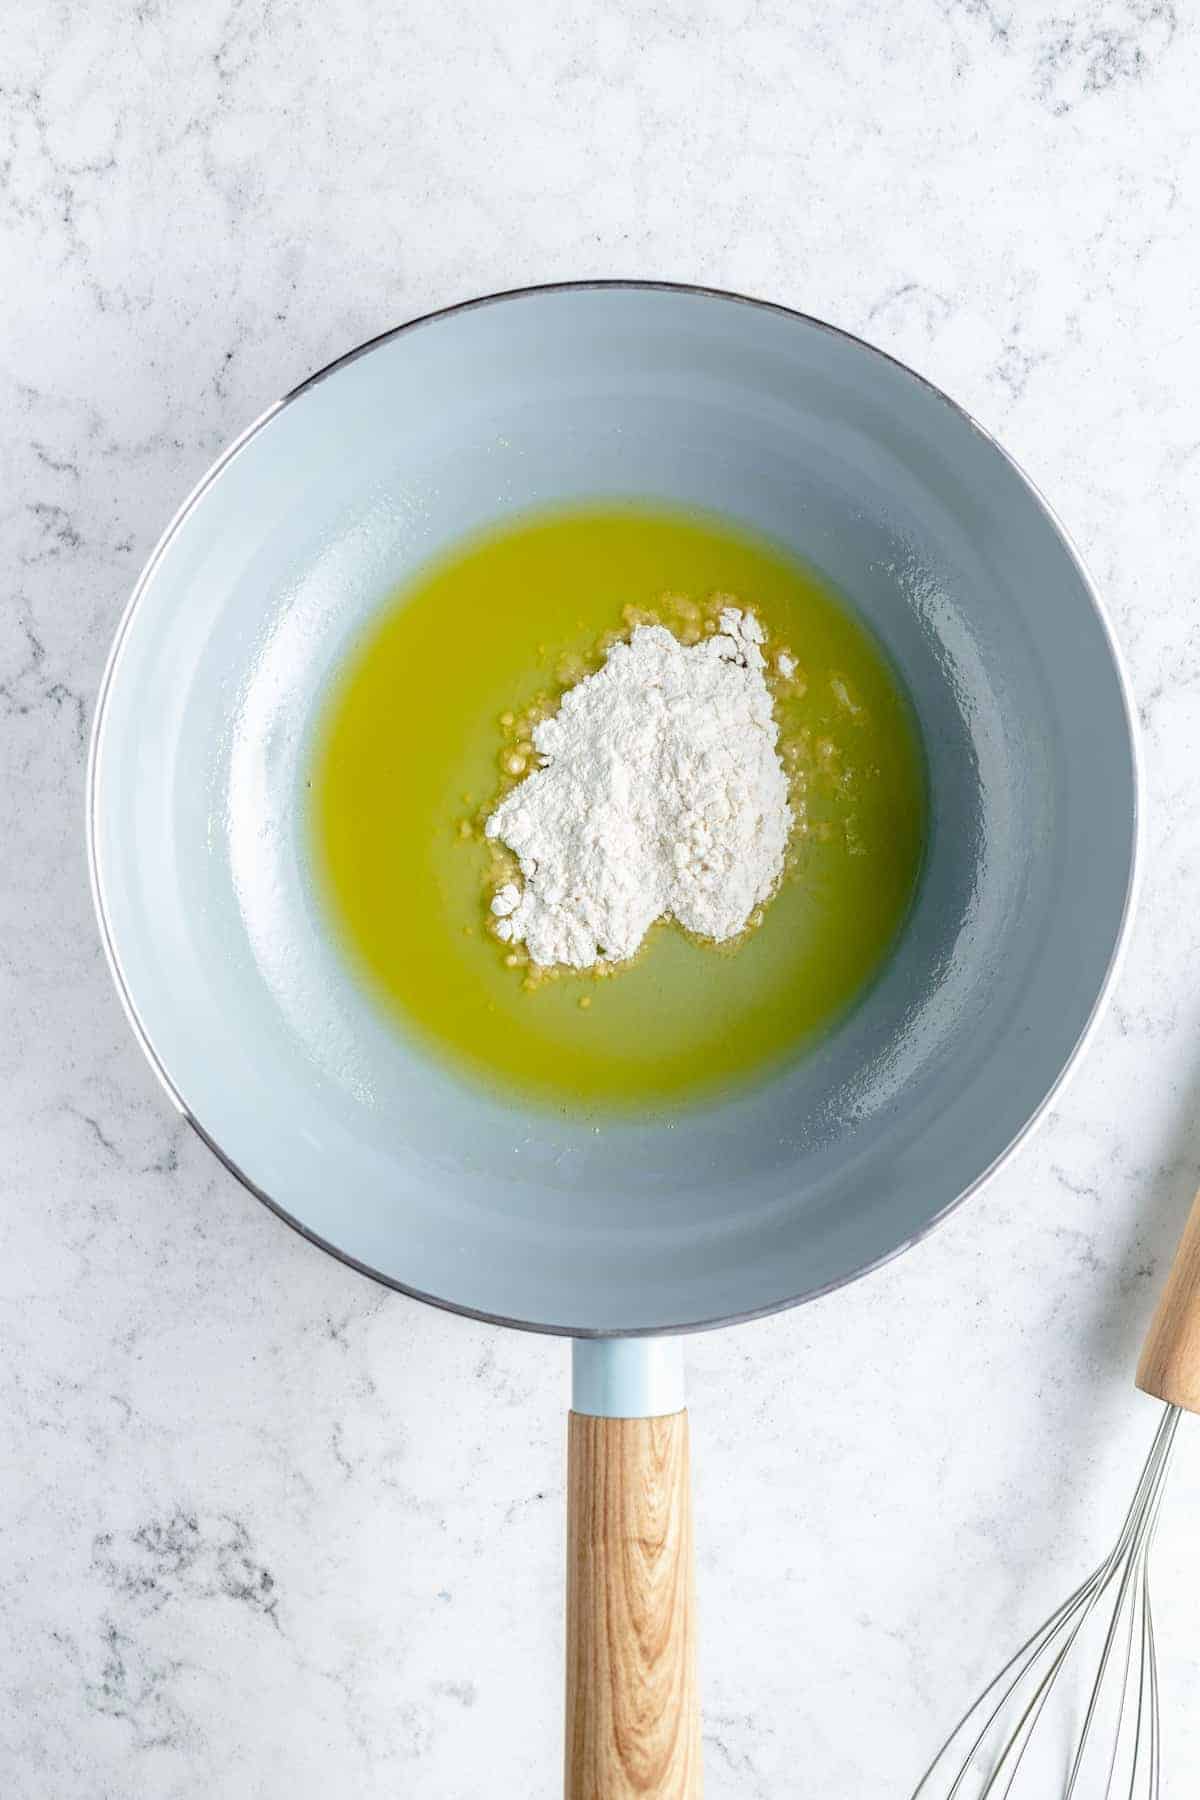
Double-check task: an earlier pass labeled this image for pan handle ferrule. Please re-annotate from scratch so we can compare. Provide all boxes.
[571,1337,685,1419]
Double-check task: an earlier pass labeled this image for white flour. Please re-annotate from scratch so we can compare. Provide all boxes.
[485,607,792,969]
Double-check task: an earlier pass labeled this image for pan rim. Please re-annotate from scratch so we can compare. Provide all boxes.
[86,277,1142,1338]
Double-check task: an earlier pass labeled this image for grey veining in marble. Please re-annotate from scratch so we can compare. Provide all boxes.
[4,2,1200,1794]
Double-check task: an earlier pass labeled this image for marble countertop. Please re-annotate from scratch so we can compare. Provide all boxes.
[5,3,1200,1793]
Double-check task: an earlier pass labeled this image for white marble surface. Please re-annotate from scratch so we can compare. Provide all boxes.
[4,2,1200,1793]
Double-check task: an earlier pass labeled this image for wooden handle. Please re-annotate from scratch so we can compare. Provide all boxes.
[565,1411,702,1799]
[1137,1185,1200,1412]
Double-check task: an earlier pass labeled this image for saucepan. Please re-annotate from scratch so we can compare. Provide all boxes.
[88,282,1137,1795]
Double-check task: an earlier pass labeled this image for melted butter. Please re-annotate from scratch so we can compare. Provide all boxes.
[309,506,926,1112]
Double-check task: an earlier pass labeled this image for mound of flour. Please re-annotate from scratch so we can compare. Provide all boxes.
[485,607,792,969]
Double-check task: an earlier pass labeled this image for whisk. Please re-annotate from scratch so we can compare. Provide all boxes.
[912,1186,1200,1798]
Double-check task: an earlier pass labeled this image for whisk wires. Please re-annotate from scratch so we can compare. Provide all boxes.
[911,1404,1180,1799]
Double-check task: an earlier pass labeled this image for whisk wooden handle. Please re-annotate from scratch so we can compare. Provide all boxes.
[1136,1184,1200,1412]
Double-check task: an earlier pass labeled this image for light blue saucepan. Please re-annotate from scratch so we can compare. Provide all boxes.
[88,283,1137,1790]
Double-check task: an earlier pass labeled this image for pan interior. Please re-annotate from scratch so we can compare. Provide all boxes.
[91,287,1136,1333]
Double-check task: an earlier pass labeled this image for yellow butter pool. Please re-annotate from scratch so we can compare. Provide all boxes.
[310,507,926,1111]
